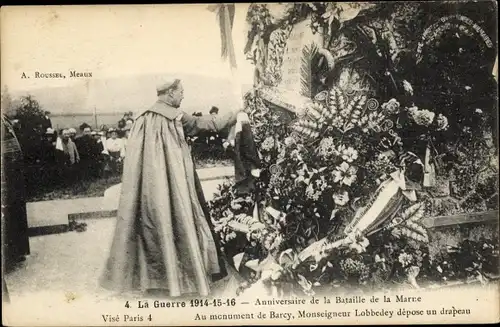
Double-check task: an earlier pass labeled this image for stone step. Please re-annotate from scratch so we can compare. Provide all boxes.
[27,172,232,236]
[196,165,233,181]
[27,196,118,236]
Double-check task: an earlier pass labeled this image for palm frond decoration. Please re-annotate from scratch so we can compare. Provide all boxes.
[388,202,429,243]
[300,43,319,98]
[328,86,347,117]
[227,213,263,233]
[304,102,327,122]
[291,85,380,138]
[290,119,321,139]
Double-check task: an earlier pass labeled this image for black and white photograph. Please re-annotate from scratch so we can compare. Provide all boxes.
[1,2,499,325]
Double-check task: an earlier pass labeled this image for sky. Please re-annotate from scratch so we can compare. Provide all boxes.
[1,4,255,93]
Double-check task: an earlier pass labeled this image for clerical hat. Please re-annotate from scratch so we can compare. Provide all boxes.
[156,79,180,93]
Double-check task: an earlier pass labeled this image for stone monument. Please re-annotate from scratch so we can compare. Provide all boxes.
[279,19,322,96]
[258,17,322,119]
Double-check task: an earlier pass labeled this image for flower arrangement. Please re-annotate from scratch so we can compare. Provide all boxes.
[209,85,498,297]
[218,2,499,297]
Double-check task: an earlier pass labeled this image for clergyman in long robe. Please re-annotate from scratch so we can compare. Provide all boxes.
[100,79,244,297]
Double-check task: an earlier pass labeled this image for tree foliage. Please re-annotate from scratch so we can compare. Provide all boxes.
[13,95,46,133]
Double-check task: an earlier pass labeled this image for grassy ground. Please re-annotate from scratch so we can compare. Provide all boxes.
[195,158,232,169]
[26,158,232,202]
[27,175,122,202]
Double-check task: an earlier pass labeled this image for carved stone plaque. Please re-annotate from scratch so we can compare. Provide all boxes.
[279,18,322,97]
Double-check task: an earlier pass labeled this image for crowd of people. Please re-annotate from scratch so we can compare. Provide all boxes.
[9,107,230,197]
[188,106,228,161]
[10,112,135,195]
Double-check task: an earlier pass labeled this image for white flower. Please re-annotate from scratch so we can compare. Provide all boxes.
[348,236,370,253]
[410,108,435,126]
[402,80,414,95]
[483,243,493,249]
[332,116,344,128]
[333,191,349,206]
[317,137,336,158]
[398,253,413,268]
[335,144,346,156]
[315,177,328,191]
[475,108,483,114]
[358,116,370,133]
[340,109,351,118]
[284,136,295,147]
[261,136,275,151]
[381,98,401,115]
[290,149,303,162]
[342,147,359,163]
[333,162,357,186]
[436,114,449,131]
[305,184,321,201]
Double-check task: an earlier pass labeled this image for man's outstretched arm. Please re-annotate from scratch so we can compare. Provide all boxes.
[181,111,239,137]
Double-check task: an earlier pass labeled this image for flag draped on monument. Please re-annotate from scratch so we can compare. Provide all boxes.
[208,4,236,66]
[208,4,243,106]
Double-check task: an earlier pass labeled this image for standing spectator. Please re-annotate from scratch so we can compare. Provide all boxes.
[120,127,131,160]
[55,129,80,185]
[68,127,77,141]
[74,127,95,180]
[105,129,124,175]
[125,119,134,131]
[40,128,57,187]
[207,107,222,158]
[47,128,58,146]
[79,122,91,133]
[99,130,112,176]
[41,128,57,164]
[98,130,108,152]
[91,131,106,177]
[209,106,219,116]
[56,129,80,166]
[41,111,52,131]
[122,111,133,121]
[117,119,126,138]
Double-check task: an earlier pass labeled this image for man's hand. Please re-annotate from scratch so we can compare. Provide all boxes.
[237,112,250,123]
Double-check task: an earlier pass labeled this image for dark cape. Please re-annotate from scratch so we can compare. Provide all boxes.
[100,100,237,297]
[231,121,261,196]
[1,115,30,272]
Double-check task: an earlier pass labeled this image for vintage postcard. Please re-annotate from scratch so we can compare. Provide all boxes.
[1,2,499,326]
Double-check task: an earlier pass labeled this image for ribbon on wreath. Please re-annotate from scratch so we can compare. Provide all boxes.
[295,168,417,265]
[235,168,419,267]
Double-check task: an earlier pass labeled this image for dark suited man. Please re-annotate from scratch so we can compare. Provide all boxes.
[75,127,97,179]
[1,115,30,274]
[41,111,52,131]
